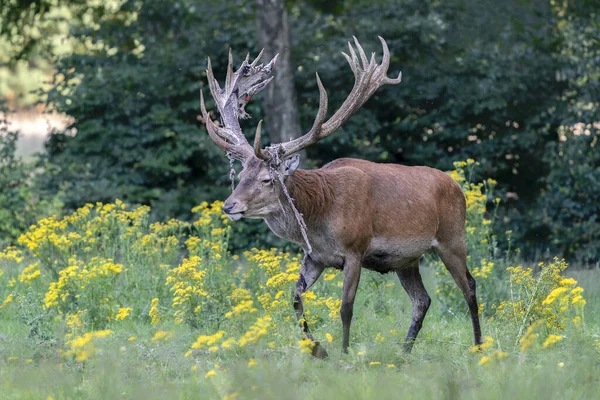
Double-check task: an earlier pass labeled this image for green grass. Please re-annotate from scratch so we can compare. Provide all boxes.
[2,265,599,400]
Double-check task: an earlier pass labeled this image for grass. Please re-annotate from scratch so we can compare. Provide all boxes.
[1,265,599,400]
[0,178,597,399]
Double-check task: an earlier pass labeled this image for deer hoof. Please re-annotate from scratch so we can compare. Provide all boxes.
[311,341,328,359]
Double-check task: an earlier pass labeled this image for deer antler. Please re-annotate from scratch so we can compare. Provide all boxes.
[201,48,278,162]
[254,36,402,160]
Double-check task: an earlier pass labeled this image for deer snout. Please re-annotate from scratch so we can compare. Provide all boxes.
[222,200,246,221]
[222,202,237,214]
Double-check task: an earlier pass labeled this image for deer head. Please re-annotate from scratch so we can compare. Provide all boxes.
[201,37,402,220]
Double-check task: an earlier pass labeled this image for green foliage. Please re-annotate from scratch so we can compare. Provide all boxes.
[0,0,97,60]
[532,132,600,264]
[10,0,596,260]
[42,0,253,217]
[493,259,585,339]
[0,1,81,106]
[0,128,28,242]
[0,104,62,245]
[1,198,599,399]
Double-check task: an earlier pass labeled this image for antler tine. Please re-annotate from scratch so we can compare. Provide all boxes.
[201,47,279,162]
[276,73,328,155]
[236,53,278,119]
[225,48,234,90]
[246,76,275,98]
[265,53,278,71]
[253,120,269,160]
[379,36,402,84]
[206,57,224,108]
[345,42,359,75]
[309,73,329,139]
[264,37,401,159]
[251,48,265,67]
[201,90,252,160]
[353,36,369,69]
[378,36,390,71]
[384,70,403,85]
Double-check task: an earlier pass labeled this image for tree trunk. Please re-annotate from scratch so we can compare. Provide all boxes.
[255,0,303,152]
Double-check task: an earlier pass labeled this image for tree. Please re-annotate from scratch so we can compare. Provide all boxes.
[255,0,303,154]
[35,0,600,260]
[42,0,259,217]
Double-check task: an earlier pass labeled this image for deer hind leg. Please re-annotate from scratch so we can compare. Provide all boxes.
[294,255,327,358]
[434,239,483,346]
[396,261,431,353]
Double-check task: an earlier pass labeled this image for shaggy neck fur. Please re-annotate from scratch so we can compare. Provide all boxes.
[264,169,335,246]
[286,169,335,223]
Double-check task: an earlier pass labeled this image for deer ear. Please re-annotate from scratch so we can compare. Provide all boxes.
[282,154,300,176]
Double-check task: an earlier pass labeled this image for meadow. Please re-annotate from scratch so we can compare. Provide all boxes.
[1,161,599,400]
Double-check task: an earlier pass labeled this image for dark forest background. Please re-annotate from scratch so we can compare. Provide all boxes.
[1,0,598,264]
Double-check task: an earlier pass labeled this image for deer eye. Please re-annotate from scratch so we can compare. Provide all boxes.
[261,178,272,185]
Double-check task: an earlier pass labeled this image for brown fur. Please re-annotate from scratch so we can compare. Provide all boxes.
[223,156,482,355]
[287,169,335,223]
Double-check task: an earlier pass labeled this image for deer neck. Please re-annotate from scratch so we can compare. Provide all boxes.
[263,169,334,247]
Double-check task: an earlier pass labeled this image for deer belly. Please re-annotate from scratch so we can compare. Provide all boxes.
[362,236,432,272]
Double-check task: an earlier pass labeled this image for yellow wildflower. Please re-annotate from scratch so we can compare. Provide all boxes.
[151,331,173,342]
[238,317,271,347]
[520,321,542,352]
[66,312,84,331]
[559,277,577,286]
[191,330,226,349]
[115,307,132,321]
[205,370,216,378]
[323,272,336,281]
[19,263,41,284]
[542,287,568,305]
[571,287,584,295]
[542,334,563,348]
[64,330,112,361]
[149,298,160,325]
[298,338,315,354]
[0,293,14,310]
[471,336,494,353]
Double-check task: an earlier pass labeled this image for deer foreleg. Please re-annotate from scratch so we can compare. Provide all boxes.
[294,255,327,358]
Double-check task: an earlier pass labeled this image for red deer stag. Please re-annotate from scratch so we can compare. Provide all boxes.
[200,37,482,357]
